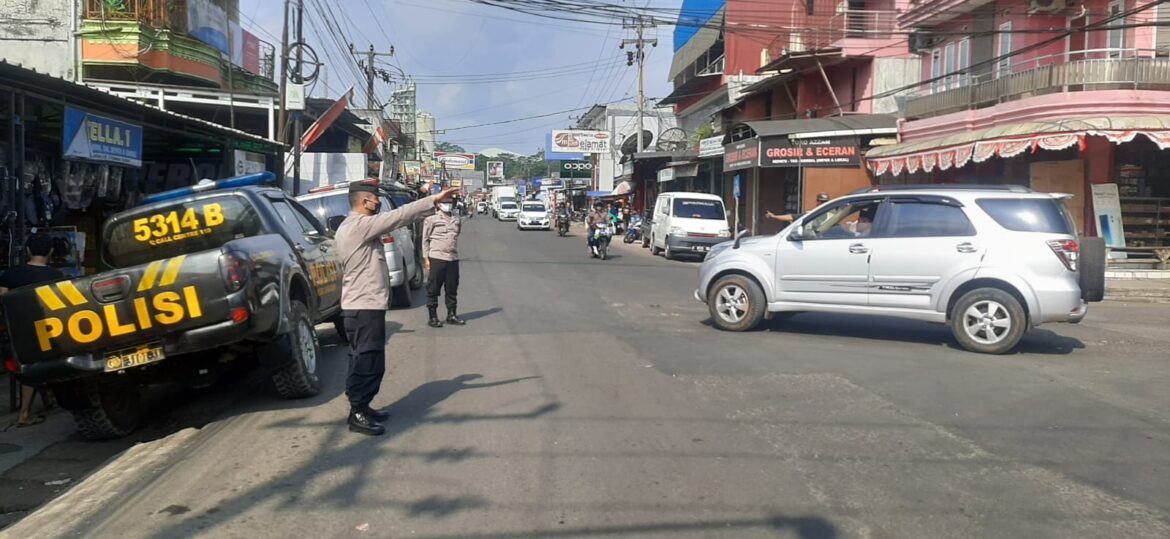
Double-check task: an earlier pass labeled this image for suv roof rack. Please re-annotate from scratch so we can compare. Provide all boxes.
[851,184,1032,194]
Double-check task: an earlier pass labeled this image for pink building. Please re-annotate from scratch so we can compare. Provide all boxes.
[867,0,1170,249]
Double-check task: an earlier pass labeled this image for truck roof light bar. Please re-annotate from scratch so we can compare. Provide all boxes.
[142,172,277,204]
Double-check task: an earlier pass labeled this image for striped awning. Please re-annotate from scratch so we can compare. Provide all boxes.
[866,116,1170,176]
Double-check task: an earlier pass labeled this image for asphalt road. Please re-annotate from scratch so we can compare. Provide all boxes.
[9,217,1170,539]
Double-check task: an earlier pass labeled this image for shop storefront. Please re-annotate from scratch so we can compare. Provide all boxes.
[695,135,725,197]
[723,116,894,235]
[0,62,280,277]
[865,116,1170,257]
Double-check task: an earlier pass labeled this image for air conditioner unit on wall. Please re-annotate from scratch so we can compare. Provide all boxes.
[1029,0,1066,14]
[908,31,938,54]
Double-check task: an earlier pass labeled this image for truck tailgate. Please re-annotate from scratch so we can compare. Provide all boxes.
[2,251,231,365]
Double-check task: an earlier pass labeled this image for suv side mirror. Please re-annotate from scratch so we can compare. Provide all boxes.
[326,215,346,232]
[788,225,806,241]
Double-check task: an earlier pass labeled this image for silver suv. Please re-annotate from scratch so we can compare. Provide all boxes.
[695,186,1106,354]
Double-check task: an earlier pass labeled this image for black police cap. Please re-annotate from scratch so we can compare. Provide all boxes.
[349,181,379,194]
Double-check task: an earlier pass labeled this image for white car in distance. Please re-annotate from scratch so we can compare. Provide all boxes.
[498,201,520,221]
[517,202,551,230]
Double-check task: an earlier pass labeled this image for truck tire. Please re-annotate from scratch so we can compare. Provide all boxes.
[269,300,322,399]
[408,254,425,290]
[1079,236,1106,302]
[55,381,142,440]
[390,283,412,308]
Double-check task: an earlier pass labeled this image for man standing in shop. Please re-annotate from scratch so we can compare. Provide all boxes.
[423,198,466,329]
[335,182,460,436]
[0,234,62,427]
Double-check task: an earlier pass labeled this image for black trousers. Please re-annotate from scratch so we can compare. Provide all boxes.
[343,309,386,410]
[427,259,459,312]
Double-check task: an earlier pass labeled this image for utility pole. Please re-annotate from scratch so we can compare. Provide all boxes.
[623,16,657,155]
[354,45,397,109]
[277,0,289,178]
[292,0,304,195]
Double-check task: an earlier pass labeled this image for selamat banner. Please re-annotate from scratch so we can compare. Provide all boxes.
[434,151,476,171]
[551,130,610,154]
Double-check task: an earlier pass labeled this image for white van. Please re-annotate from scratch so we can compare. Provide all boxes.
[648,192,732,259]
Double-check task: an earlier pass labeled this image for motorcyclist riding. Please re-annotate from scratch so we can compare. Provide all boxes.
[586,202,610,256]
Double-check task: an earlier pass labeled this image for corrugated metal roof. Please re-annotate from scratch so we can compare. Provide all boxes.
[0,60,282,147]
[866,116,1170,158]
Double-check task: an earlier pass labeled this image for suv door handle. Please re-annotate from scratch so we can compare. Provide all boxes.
[848,243,869,254]
[294,244,306,253]
[956,242,978,253]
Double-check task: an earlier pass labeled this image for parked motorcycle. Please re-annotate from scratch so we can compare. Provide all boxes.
[590,225,612,260]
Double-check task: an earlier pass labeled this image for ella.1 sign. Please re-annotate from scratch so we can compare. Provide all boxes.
[63,107,143,167]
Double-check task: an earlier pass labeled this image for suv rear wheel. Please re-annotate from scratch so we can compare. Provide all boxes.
[708,275,766,332]
[950,288,1027,354]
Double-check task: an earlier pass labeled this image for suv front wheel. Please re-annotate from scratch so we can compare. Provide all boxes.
[708,275,766,332]
[950,288,1027,354]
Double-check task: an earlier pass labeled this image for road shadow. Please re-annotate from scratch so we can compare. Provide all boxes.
[123,373,556,539]
[459,307,503,321]
[748,312,1084,355]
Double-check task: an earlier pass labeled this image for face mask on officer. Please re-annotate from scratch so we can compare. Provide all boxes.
[439,202,453,213]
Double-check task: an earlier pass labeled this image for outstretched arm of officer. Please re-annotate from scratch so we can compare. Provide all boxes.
[360,187,461,242]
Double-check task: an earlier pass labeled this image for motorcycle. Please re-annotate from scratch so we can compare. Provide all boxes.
[590,224,612,260]
[556,214,570,237]
[623,215,642,244]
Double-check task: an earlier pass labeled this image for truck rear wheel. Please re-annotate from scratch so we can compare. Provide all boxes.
[269,300,322,399]
[55,380,142,440]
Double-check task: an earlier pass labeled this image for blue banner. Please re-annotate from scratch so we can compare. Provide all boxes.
[62,107,143,167]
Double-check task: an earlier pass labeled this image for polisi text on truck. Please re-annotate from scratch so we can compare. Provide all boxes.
[31,256,204,352]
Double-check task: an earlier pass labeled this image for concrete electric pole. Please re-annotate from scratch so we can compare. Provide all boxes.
[623,16,657,155]
[353,44,396,110]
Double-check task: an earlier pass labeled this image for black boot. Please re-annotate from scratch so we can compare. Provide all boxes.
[362,406,390,422]
[348,409,385,436]
[428,307,444,328]
[446,308,466,326]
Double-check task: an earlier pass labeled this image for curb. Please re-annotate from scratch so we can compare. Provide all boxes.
[3,428,199,537]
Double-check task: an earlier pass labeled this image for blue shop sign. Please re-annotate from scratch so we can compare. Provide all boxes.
[62,107,143,167]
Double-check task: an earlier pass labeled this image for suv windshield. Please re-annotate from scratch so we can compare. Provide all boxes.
[501,203,517,209]
[977,198,1075,234]
[672,198,725,220]
[105,194,264,268]
[523,203,545,212]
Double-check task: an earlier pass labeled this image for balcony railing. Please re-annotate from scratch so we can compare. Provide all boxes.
[768,10,898,58]
[86,0,187,32]
[906,49,1170,119]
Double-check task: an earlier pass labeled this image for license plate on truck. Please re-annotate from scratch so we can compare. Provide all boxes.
[104,344,165,372]
[693,246,709,252]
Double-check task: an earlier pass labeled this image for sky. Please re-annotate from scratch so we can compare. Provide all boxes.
[239,0,677,155]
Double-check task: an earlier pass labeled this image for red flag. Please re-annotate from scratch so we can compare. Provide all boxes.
[363,125,387,154]
[299,86,353,151]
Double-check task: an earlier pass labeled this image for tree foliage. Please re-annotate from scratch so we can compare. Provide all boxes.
[434,141,466,153]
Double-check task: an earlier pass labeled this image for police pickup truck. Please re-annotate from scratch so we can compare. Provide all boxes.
[2,173,342,439]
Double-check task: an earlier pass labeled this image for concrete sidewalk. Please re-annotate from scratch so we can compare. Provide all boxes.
[1106,274,1170,302]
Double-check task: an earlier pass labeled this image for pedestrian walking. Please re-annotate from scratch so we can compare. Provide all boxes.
[423,199,466,328]
[335,181,459,436]
[0,234,63,427]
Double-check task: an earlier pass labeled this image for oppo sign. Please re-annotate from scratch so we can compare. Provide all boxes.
[562,161,593,171]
